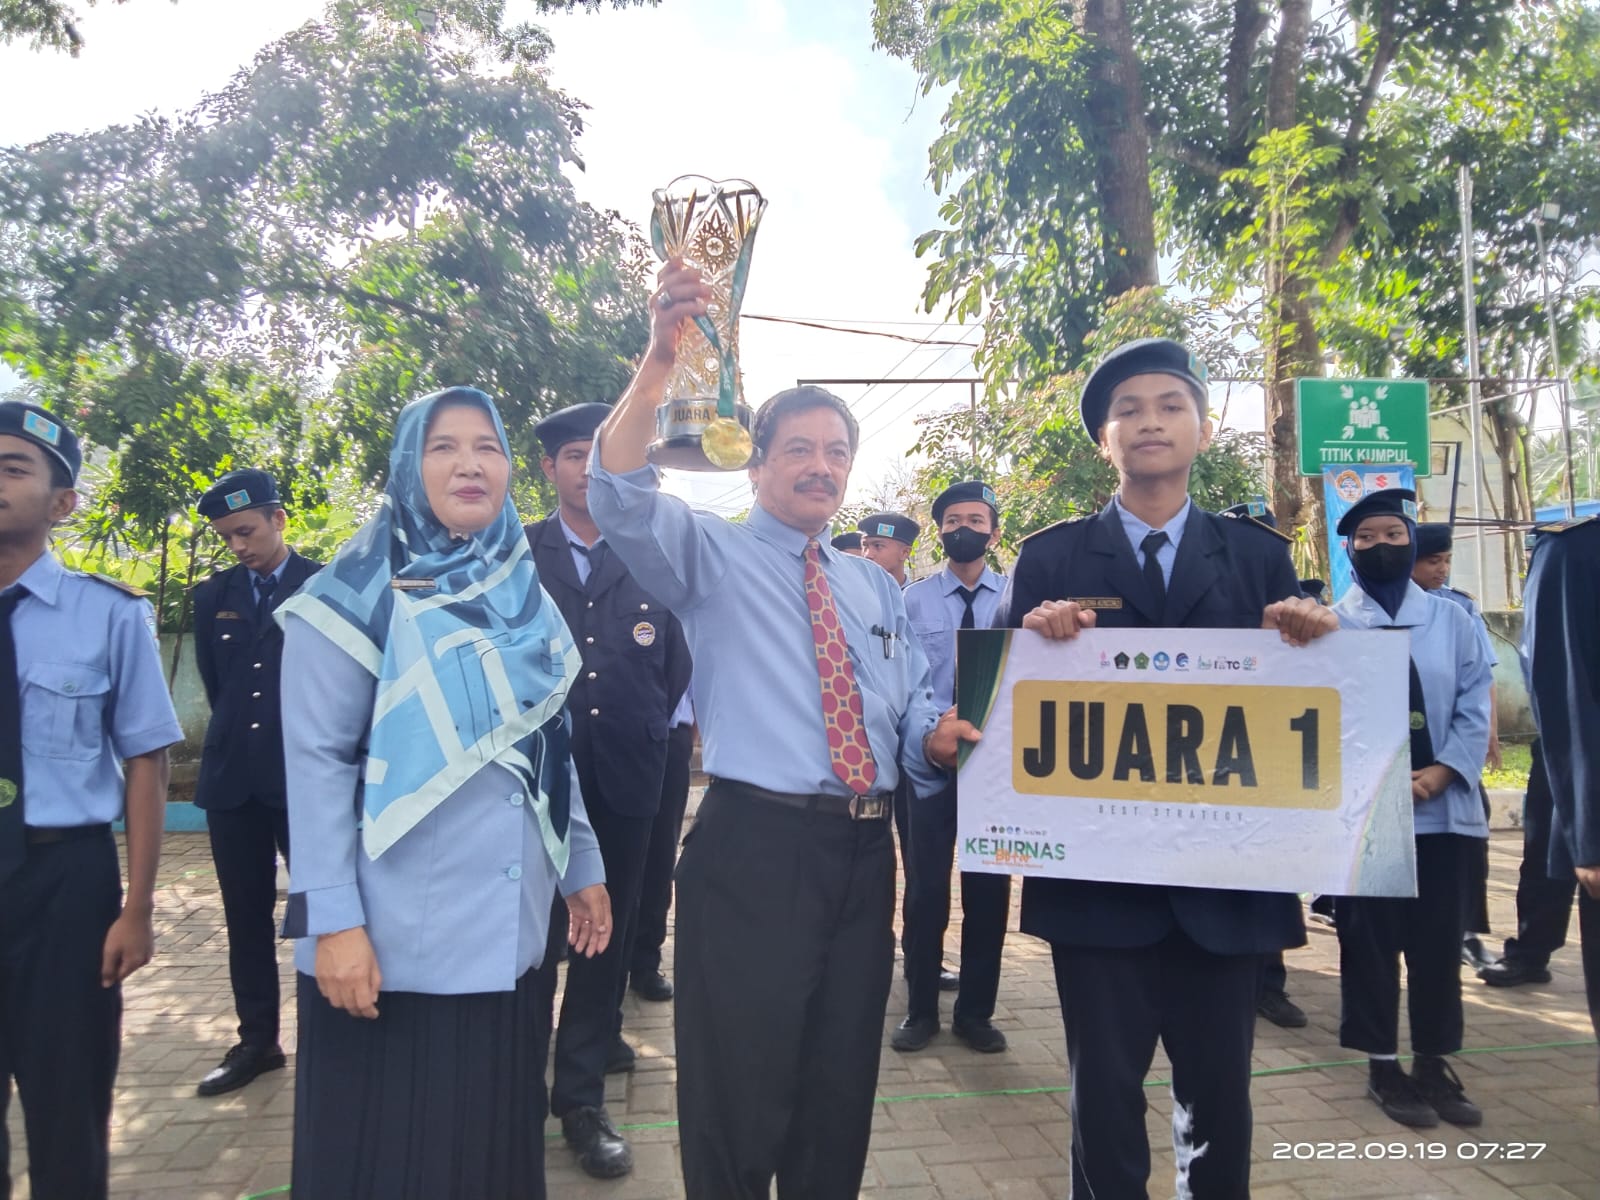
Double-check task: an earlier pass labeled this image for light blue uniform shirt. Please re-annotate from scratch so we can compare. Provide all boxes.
[1114,495,1192,588]
[1333,581,1493,837]
[7,551,182,826]
[902,564,1006,711]
[281,619,606,994]
[1431,584,1498,667]
[586,455,946,799]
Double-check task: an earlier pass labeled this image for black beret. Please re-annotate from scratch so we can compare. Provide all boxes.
[932,480,999,525]
[1221,499,1276,529]
[858,512,920,545]
[1335,487,1417,537]
[1080,337,1208,441]
[535,402,613,455]
[198,469,283,520]
[830,531,862,552]
[0,401,81,486]
[1415,523,1453,557]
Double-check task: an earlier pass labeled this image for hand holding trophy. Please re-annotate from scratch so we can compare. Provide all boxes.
[645,177,767,470]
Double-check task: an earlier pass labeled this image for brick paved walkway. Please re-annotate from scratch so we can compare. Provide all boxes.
[7,810,1597,1199]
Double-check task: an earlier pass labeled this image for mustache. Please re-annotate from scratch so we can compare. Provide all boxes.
[795,475,838,497]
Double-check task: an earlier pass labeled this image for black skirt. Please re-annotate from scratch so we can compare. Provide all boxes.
[291,963,553,1200]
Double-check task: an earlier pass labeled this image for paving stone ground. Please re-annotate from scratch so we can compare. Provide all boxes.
[6,803,1597,1199]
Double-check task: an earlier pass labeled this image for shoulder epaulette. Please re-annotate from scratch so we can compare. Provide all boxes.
[1219,511,1291,542]
[1445,584,1476,602]
[84,572,150,598]
[1533,514,1597,536]
[1019,515,1091,544]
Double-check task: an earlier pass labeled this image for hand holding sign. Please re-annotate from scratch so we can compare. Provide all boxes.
[1022,600,1098,641]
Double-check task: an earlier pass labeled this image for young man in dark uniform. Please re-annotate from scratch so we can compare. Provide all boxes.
[997,339,1336,1200]
[191,469,321,1095]
[527,402,692,1179]
[0,401,183,1200]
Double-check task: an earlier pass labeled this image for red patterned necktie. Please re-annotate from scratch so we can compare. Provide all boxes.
[803,539,878,795]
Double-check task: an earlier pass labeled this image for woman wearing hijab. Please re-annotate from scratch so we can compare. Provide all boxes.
[1330,488,1492,1131]
[278,387,612,1199]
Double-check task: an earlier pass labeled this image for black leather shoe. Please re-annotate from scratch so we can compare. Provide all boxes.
[604,1035,636,1075]
[196,1042,287,1097]
[1478,957,1553,987]
[1411,1056,1483,1127]
[1367,1059,1438,1128]
[1461,934,1495,971]
[561,1106,633,1179]
[938,967,960,992]
[890,1014,939,1052]
[630,969,674,1002]
[1256,990,1308,1028]
[952,1018,1008,1054]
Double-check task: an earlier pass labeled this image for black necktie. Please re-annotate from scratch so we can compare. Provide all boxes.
[255,574,278,623]
[955,585,979,630]
[573,541,609,591]
[1140,530,1169,607]
[0,588,28,883]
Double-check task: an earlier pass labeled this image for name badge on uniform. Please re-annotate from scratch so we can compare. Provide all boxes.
[216,610,245,621]
[633,621,657,647]
[391,578,436,592]
[1069,597,1124,610]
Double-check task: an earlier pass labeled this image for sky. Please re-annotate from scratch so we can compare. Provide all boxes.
[0,0,1273,515]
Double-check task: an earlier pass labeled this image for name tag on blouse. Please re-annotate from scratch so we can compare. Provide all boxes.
[1069,597,1124,610]
[391,578,437,593]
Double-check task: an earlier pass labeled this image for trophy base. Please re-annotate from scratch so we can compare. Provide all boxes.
[647,401,755,472]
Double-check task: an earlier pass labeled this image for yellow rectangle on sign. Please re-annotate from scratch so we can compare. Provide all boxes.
[1011,681,1342,809]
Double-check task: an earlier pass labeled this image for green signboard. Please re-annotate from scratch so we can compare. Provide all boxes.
[1295,378,1432,477]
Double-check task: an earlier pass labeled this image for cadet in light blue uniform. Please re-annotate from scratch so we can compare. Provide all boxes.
[279,387,610,1200]
[1330,489,1492,1131]
[0,400,182,1200]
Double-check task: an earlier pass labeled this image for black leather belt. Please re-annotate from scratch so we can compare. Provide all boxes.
[26,823,112,846]
[708,778,892,821]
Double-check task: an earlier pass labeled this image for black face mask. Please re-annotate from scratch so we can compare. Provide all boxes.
[941,526,991,564]
[1350,542,1412,583]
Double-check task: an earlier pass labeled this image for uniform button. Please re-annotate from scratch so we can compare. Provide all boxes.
[508,793,522,807]
[639,603,648,611]
[252,691,262,699]
[590,707,600,716]
[253,662,263,669]
[587,671,597,680]
[64,682,78,694]
[250,722,261,730]
[586,600,594,608]
[505,865,523,881]
[585,636,595,645]
[221,634,231,642]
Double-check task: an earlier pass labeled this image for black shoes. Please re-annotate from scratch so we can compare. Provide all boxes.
[196,1042,287,1097]
[952,1017,1008,1054]
[890,1015,939,1052]
[1256,990,1308,1028]
[1461,934,1495,971]
[1412,1056,1483,1127]
[630,969,674,1002]
[1478,957,1553,987]
[938,967,960,992]
[1366,1059,1439,1128]
[604,1035,636,1075]
[561,1105,633,1179]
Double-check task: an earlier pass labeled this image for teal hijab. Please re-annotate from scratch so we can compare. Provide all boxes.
[278,388,579,866]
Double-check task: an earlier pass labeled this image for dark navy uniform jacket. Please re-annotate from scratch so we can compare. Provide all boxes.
[526,514,691,818]
[191,551,321,810]
[995,500,1307,957]
[1521,516,1600,876]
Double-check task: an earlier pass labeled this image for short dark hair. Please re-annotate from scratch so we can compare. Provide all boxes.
[751,387,859,463]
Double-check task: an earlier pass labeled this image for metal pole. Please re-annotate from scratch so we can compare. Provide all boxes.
[969,380,978,463]
[1532,209,1577,518]
[1457,166,1489,597]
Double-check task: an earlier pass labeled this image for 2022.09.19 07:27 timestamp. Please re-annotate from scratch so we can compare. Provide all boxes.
[1272,1141,1547,1161]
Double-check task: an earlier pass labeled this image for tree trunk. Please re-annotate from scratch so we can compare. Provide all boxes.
[1076,0,1159,296]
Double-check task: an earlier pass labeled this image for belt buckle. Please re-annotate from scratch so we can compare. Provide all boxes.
[848,794,887,821]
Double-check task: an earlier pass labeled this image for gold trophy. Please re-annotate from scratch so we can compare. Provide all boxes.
[646,176,766,470]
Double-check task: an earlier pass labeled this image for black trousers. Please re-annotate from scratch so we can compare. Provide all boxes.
[1050,932,1259,1200]
[0,831,122,1200]
[892,773,915,962]
[206,797,290,1046]
[1581,890,1600,1061]
[674,782,894,1200]
[630,724,694,981]
[1503,748,1576,967]
[1258,951,1287,997]
[903,779,1010,1023]
[1337,833,1475,1057]
[547,785,653,1117]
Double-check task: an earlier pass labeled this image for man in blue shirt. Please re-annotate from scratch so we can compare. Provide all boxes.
[0,401,183,1200]
[588,260,977,1199]
[191,469,321,1097]
[894,480,1012,1055]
